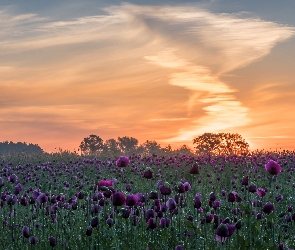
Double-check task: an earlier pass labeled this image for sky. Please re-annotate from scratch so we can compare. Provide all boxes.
[0,0,295,153]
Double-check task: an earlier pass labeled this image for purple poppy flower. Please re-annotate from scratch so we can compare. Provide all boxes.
[143,168,154,179]
[241,176,249,186]
[159,183,171,196]
[98,180,113,190]
[227,192,236,203]
[221,190,226,196]
[209,192,216,201]
[22,226,30,238]
[160,217,171,228]
[49,236,56,247]
[175,246,184,250]
[6,194,17,206]
[36,193,48,204]
[175,183,185,193]
[166,198,176,211]
[86,226,92,236]
[149,191,158,200]
[126,194,138,207]
[262,202,274,214]
[213,200,221,209]
[126,184,131,192]
[189,164,200,174]
[147,218,157,230]
[248,184,257,193]
[256,188,266,197]
[153,199,161,212]
[194,194,202,209]
[8,174,18,183]
[276,194,283,202]
[91,217,99,227]
[116,156,130,168]
[29,236,38,244]
[106,218,114,227]
[183,182,191,192]
[32,190,40,199]
[206,213,214,223]
[285,215,292,223]
[20,197,28,206]
[278,243,284,250]
[226,223,236,236]
[265,160,282,175]
[131,215,140,226]
[145,209,156,221]
[137,193,147,203]
[112,192,126,207]
[216,223,228,238]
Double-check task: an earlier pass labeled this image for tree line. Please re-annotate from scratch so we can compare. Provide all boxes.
[0,133,249,156]
[79,133,249,156]
[78,135,193,157]
[0,141,43,155]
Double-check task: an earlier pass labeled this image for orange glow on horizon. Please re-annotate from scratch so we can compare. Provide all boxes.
[0,3,295,153]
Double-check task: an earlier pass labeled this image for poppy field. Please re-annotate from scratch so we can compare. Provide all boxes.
[1,150,295,249]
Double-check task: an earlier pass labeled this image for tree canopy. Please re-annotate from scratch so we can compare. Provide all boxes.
[79,134,104,155]
[117,136,138,155]
[79,135,193,156]
[0,141,43,155]
[192,133,249,155]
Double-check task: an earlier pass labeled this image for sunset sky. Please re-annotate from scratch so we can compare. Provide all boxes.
[1,0,295,153]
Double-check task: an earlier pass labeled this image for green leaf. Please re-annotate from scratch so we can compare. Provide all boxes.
[255,220,261,231]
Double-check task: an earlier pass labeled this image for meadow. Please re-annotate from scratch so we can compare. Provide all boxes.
[1,150,295,250]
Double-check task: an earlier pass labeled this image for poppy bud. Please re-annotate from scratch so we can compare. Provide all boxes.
[262,202,274,214]
[22,226,30,238]
[147,218,157,230]
[29,236,38,244]
[91,217,99,228]
[49,236,56,247]
[166,198,176,211]
[86,226,92,236]
[189,164,200,174]
[160,217,171,228]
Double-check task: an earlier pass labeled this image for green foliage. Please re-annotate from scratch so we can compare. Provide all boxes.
[117,136,139,155]
[0,150,295,249]
[0,141,43,155]
[79,134,104,155]
[192,132,249,155]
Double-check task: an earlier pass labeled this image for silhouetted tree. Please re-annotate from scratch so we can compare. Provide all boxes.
[0,141,43,155]
[102,138,121,157]
[174,145,194,155]
[79,135,104,155]
[142,140,163,155]
[117,136,138,154]
[192,133,249,155]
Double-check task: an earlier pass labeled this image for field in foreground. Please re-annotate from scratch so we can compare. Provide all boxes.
[1,151,295,250]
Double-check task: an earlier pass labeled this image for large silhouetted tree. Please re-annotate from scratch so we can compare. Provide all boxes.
[79,135,104,155]
[192,133,249,155]
[102,138,121,157]
[117,136,138,154]
[142,140,163,155]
